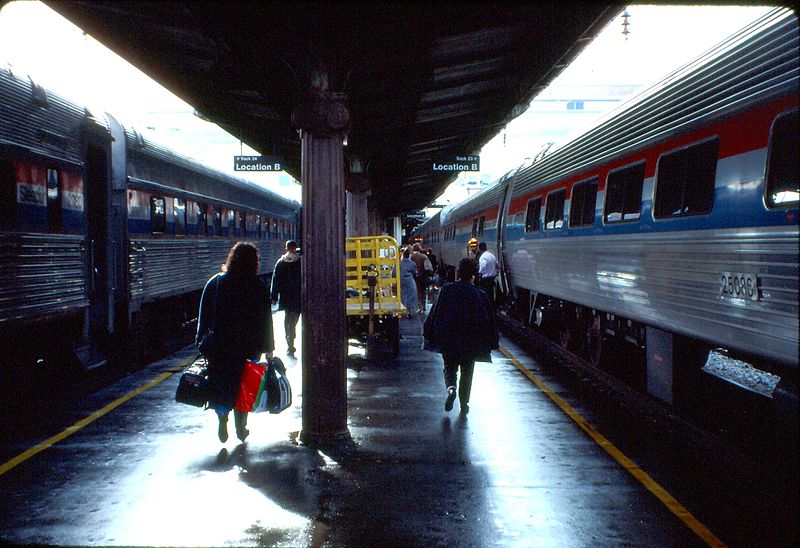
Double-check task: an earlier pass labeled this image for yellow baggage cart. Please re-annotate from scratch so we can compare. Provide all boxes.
[345,235,404,357]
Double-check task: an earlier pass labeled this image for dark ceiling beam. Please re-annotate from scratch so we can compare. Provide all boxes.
[46,1,620,218]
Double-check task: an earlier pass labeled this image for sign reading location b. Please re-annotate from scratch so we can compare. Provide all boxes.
[234,155,283,172]
[431,154,480,172]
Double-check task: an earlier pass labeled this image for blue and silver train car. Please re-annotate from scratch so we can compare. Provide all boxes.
[421,8,798,402]
[0,67,299,369]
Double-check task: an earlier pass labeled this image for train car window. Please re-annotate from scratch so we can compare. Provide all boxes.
[213,205,222,236]
[604,162,645,223]
[525,198,542,232]
[0,160,15,225]
[272,218,279,239]
[247,212,255,236]
[239,211,247,236]
[174,198,187,235]
[197,203,207,236]
[227,209,235,236]
[280,220,286,240]
[654,138,718,218]
[150,197,166,233]
[255,214,262,239]
[478,216,485,236]
[471,218,479,237]
[544,189,566,230]
[569,177,599,227]
[765,110,799,208]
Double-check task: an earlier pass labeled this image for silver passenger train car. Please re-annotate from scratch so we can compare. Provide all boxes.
[418,8,798,403]
[0,67,299,369]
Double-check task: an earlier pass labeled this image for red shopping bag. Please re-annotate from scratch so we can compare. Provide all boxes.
[235,359,267,412]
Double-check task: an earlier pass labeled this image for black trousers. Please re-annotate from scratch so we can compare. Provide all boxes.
[284,310,300,348]
[442,353,476,406]
[479,276,496,308]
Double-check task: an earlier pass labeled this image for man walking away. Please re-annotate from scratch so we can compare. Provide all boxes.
[477,242,499,308]
[423,257,499,415]
[410,243,432,314]
[271,240,301,356]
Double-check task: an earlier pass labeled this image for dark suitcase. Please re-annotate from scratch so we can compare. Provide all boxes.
[266,357,292,414]
[175,360,209,407]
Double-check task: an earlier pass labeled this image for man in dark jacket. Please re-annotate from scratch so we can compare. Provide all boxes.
[270,240,302,356]
[423,257,499,415]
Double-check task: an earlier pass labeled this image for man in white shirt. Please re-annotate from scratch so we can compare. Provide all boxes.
[477,242,499,308]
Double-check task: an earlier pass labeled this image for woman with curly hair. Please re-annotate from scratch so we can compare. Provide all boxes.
[196,242,274,442]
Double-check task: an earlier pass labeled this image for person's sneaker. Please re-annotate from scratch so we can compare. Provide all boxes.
[236,427,249,442]
[218,416,229,443]
[444,386,456,412]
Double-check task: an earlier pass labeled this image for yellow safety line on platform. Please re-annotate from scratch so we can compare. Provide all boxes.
[0,355,196,477]
[498,345,725,548]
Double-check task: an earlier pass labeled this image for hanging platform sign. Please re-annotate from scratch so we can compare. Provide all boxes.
[234,155,283,171]
[432,154,480,172]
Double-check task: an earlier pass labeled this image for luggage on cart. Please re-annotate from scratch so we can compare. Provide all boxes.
[345,235,404,358]
[175,359,209,407]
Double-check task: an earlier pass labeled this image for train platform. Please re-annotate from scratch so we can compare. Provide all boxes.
[1,311,720,547]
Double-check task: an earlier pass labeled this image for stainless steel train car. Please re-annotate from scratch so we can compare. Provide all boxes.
[0,67,300,370]
[417,8,798,402]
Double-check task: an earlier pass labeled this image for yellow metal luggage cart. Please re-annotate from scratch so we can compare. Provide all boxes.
[345,235,404,357]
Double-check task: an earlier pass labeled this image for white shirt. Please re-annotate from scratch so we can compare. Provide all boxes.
[478,250,499,278]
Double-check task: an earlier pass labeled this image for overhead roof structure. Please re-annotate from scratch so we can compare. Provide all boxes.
[48,2,620,217]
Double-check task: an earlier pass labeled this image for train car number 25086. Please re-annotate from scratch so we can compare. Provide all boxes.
[720,272,759,301]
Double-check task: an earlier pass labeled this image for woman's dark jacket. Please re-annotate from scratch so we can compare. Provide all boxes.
[270,256,301,312]
[196,272,274,408]
[423,279,499,362]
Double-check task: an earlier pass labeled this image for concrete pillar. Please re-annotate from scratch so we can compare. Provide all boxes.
[346,189,369,237]
[292,88,351,445]
[391,217,402,243]
[368,203,383,236]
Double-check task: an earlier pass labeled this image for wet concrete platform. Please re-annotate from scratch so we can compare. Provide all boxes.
[0,311,706,547]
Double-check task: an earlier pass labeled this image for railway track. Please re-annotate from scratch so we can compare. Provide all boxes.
[496,308,798,545]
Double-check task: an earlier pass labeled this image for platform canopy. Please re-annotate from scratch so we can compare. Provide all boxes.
[48,2,620,217]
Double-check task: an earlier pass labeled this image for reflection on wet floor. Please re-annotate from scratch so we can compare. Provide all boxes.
[0,311,706,546]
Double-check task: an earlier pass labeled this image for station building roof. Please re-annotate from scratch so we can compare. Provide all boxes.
[48,2,620,217]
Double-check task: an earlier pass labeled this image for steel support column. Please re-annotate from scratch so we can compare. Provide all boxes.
[293,90,351,445]
[346,190,370,237]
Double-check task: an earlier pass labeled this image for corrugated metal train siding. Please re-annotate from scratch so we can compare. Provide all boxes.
[128,239,283,307]
[505,226,799,364]
[0,232,88,323]
[0,68,94,165]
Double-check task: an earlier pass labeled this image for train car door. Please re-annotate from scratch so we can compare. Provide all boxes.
[85,144,111,354]
[495,171,517,302]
